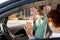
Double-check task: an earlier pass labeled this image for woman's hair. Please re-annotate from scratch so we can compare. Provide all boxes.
[38,6,44,11]
[47,10,60,28]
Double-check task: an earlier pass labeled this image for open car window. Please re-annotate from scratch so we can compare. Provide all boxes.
[7,5,52,39]
[6,0,60,39]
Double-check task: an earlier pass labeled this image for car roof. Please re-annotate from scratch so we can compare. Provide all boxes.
[0,0,21,8]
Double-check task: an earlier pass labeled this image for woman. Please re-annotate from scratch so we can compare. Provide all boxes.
[32,6,47,38]
[24,6,47,39]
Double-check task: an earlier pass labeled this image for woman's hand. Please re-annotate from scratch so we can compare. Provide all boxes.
[24,22,33,37]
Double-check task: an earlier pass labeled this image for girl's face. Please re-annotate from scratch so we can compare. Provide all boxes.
[47,18,60,33]
[48,22,54,31]
[47,18,55,32]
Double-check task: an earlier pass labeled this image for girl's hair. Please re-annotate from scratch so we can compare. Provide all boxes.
[47,10,60,28]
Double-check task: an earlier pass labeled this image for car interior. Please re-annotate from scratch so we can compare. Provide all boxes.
[0,0,60,40]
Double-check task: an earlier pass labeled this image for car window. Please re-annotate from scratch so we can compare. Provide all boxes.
[7,6,51,39]
[6,0,60,39]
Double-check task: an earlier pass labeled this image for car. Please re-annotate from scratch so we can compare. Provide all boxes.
[0,0,60,40]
